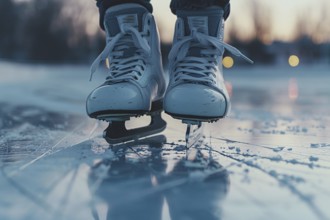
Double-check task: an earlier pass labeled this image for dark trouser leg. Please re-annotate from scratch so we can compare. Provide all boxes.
[95,0,152,30]
[170,0,230,20]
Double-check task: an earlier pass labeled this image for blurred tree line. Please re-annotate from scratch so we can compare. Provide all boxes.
[0,0,104,63]
[225,0,330,65]
[0,0,329,65]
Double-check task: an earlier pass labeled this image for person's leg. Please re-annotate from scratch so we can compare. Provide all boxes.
[87,0,167,143]
[164,0,231,122]
[95,0,153,30]
[164,0,251,124]
[170,0,230,20]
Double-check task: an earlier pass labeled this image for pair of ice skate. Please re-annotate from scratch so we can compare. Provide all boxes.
[86,4,252,144]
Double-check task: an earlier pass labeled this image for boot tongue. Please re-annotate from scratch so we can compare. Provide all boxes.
[176,8,224,38]
[104,4,148,37]
[176,8,224,57]
[103,4,149,59]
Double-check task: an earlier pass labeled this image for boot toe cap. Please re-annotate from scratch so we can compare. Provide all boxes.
[164,84,228,118]
[86,83,148,116]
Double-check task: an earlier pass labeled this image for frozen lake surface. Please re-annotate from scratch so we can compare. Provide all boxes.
[0,61,330,220]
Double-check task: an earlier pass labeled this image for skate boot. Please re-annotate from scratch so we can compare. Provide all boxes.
[164,7,252,145]
[86,3,167,144]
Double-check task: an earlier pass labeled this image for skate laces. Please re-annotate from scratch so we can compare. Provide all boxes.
[169,29,253,85]
[89,24,150,82]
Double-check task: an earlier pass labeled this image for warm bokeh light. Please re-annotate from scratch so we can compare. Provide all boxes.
[288,78,299,100]
[288,55,300,67]
[223,56,234,68]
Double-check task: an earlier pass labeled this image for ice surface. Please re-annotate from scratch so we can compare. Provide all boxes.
[0,61,330,220]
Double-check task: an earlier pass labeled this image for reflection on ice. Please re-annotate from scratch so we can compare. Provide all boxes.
[1,63,330,220]
[89,135,229,220]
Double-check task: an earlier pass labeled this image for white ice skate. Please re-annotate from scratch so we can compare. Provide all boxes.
[86,4,167,144]
[164,7,253,145]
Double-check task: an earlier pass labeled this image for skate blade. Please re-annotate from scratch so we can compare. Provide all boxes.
[184,120,205,149]
[103,111,166,145]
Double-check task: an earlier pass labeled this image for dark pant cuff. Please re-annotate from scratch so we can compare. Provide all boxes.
[96,0,153,30]
[170,0,230,20]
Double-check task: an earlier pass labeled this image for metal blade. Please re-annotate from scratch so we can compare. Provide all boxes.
[103,111,166,145]
[184,121,204,148]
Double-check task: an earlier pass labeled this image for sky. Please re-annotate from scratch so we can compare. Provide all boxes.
[14,0,330,44]
[152,0,330,43]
